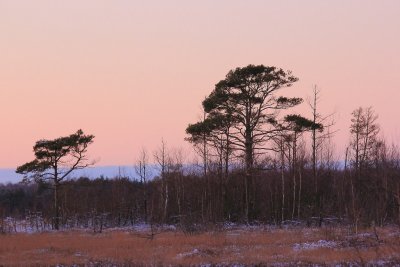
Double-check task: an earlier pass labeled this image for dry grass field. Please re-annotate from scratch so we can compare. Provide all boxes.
[0,225,399,266]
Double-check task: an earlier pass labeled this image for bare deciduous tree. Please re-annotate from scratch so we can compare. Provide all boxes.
[136,148,150,223]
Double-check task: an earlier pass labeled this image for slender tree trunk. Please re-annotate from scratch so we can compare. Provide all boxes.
[397,184,400,227]
[164,181,168,223]
[351,176,358,234]
[347,147,358,233]
[244,173,249,223]
[225,129,230,178]
[53,162,60,231]
[355,122,360,181]
[311,87,318,194]
[244,120,253,223]
[139,162,148,223]
[280,137,285,223]
[54,180,59,230]
[312,93,318,219]
[203,111,208,177]
[297,167,302,219]
[291,134,297,220]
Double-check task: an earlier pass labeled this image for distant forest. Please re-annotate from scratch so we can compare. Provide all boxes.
[1,65,399,232]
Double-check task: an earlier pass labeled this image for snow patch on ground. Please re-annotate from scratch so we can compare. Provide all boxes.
[74,251,84,257]
[176,248,201,259]
[356,232,373,238]
[176,247,217,260]
[293,240,338,251]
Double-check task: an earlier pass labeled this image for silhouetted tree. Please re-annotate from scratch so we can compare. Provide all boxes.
[154,139,171,223]
[307,86,335,225]
[189,64,301,221]
[16,129,95,230]
[348,107,380,232]
[284,114,323,219]
[350,107,380,176]
[136,148,150,223]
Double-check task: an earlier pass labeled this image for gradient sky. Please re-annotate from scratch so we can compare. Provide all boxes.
[1,0,399,168]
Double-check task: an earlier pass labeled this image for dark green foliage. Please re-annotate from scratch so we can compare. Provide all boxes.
[207,65,299,115]
[284,114,323,132]
[187,64,302,171]
[15,129,94,230]
[186,117,219,143]
[16,129,95,184]
[277,97,303,108]
[186,64,303,222]
[186,113,236,143]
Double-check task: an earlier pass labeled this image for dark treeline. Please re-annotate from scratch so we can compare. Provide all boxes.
[2,65,400,232]
[1,143,400,230]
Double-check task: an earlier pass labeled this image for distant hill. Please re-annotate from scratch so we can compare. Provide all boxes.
[0,169,20,184]
[0,165,159,184]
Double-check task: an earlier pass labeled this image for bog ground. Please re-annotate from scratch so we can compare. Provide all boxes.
[0,225,399,266]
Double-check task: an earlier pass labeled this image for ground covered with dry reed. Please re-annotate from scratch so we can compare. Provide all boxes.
[0,225,400,266]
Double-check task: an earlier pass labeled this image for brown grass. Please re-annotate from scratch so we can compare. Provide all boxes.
[0,226,399,266]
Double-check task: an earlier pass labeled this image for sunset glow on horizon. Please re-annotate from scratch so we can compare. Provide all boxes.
[1,1,399,168]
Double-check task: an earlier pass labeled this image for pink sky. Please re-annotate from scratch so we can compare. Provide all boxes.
[1,1,399,168]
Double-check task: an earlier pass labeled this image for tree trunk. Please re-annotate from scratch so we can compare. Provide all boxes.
[163,181,168,223]
[280,137,285,223]
[297,167,302,219]
[54,181,60,230]
[292,134,297,220]
[244,121,253,223]
[244,173,249,223]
